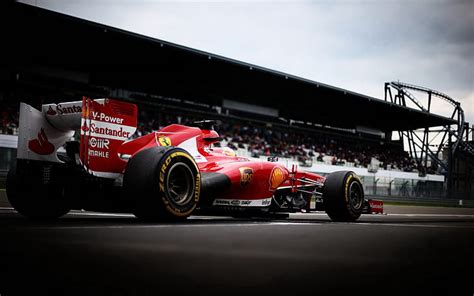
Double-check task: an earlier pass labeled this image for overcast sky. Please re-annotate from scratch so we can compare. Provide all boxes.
[22,0,474,125]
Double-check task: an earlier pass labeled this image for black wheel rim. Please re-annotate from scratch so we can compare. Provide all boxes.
[166,162,194,206]
[349,181,363,210]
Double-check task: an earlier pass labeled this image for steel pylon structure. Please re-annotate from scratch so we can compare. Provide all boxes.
[384,82,473,191]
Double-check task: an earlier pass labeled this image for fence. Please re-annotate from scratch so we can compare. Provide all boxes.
[361,176,446,199]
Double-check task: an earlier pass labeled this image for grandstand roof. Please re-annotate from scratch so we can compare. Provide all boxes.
[2,1,455,131]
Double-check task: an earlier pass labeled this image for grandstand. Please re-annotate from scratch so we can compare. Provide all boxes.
[0,1,472,199]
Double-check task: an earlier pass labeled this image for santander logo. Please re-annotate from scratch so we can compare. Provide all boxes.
[28,128,55,155]
[81,120,89,132]
[46,104,82,116]
[46,106,57,116]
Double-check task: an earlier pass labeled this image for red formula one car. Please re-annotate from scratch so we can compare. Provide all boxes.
[6,98,383,221]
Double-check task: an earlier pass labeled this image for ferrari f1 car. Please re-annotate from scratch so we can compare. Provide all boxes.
[6,98,383,221]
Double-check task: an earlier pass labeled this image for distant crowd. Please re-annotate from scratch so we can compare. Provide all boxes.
[135,108,424,173]
[0,102,19,135]
[219,122,420,173]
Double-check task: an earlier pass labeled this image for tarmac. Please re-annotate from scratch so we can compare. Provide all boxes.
[0,190,473,295]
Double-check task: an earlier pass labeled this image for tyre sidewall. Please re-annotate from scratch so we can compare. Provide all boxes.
[125,147,201,220]
[156,149,201,217]
[323,171,364,222]
[342,173,364,219]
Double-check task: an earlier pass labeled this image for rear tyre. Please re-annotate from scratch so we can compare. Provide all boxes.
[323,171,364,222]
[6,161,71,219]
[124,147,201,221]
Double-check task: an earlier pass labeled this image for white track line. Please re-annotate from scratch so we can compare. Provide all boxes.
[290,212,474,218]
[352,222,474,229]
[386,213,474,218]
[67,211,134,218]
[17,222,323,230]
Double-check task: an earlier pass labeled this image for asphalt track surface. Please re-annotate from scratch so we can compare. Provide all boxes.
[0,205,473,296]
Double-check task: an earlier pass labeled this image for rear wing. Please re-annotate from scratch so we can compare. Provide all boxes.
[80,98,137,178]
[17,97,137,178]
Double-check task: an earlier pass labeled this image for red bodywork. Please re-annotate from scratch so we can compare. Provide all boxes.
[78,97,325,205]
[119,124,325,203]
[76,98,386,214]
[368,200,384,214]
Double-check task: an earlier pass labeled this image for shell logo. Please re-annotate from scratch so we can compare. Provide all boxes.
[157,135,172,146]
[82,99,90,118]
[269,166,286,190]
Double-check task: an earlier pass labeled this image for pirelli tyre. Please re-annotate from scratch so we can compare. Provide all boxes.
[124,146,201,221]
[323,171,364,222]
[6,161,71,219]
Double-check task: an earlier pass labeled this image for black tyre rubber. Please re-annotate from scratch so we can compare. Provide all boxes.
[124,146,201,221]
[6,162,71,219]
[323,171,364,222]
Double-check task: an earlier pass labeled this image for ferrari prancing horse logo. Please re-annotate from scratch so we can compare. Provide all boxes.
[239,167,253,187]
[157,135,172,146]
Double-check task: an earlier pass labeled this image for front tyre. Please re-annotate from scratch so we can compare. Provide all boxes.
[323,171,364,222]
[124,147,201,221]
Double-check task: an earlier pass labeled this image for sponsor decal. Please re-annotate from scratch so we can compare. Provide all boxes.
[369,200,384,213]
[91,111,124,124]
[46,106,57,116]
[269,166,285,190]
[28,128,55,155]
[46,104,82,116]
[81,120,89,132]
[157,135,172,146]
[239,167,253,187]
[89,137,110,149]
[344,175,353,203]
[89,121,132,140]
[214,199,231,206]
[82,101,90,118]
[212,198,272,207]
[56,104,82,115]
[79,97,138,177]
[88,149,109,158]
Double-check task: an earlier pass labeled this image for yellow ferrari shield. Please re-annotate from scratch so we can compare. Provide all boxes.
[157,135,172,146]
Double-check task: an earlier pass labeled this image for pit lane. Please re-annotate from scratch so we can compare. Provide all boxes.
[0,203,473,295]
